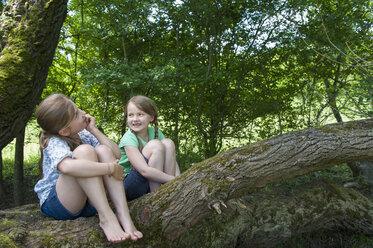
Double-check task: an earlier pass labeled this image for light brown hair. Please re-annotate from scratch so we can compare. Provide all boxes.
[36,93,82,177]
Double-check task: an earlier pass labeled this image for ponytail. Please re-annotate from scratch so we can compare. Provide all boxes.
[153,117,159,140]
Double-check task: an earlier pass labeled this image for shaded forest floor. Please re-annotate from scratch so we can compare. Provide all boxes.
[0,174,39,210]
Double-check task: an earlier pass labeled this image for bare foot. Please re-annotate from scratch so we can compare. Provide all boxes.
[117,214,143,241]
[99,213,129,243]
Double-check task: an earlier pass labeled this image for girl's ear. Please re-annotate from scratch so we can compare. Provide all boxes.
[150,115,155,123]
[58,128,70,137]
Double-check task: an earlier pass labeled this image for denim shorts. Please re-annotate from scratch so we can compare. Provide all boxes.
[41,184,97,220]
[123,154,150,201]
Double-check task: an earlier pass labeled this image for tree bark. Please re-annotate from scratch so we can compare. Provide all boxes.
[0,179,372,248]
[0,0,68,150]
[1,119,373,247]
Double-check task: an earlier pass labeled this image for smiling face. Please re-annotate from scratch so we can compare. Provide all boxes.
[126,101,154,135]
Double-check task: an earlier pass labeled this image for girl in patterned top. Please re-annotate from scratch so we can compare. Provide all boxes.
[34,93,142,243]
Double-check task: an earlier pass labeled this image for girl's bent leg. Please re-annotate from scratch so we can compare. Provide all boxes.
[56,144,101,213]
[95,145,143,241]
[57,144,128,243]
[56,174,89,214]
[76,176,128,243]
[142,140,165,191]
[161,139,180,176]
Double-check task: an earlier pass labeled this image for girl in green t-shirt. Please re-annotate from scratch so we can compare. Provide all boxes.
[119,95,180,201]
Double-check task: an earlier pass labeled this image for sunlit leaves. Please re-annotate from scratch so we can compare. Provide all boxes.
[44,0,372,165]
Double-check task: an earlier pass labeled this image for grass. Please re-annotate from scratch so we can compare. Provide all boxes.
[1,140,40,208]
[1,120,40,209]
[2,141,40,179]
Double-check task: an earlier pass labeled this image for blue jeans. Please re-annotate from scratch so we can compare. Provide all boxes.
[123,154,150,201]
[41,184,97,220]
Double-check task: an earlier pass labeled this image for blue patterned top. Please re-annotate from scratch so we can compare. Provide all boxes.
[34,129,100,206]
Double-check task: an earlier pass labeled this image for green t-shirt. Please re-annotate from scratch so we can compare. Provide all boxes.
[118,126,165,176]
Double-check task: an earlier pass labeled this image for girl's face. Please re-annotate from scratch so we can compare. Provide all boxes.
[63,108,88,135]
[127,102,154,134]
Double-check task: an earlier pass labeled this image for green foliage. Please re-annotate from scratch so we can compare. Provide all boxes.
[7,0,370,177]
[42,0,372,163]
[2,151,39,181]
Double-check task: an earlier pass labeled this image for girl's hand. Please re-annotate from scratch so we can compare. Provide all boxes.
[109,159,125,181]
[85,114,96,131]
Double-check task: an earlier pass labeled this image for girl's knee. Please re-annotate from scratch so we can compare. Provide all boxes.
[143,139,165,156]
[73,144,97,160]
[95,145,112,155]
[146,139,164,150]
[95,145,115,162]
[161,138,175,150]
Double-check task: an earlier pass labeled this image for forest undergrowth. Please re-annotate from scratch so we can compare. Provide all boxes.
[1,155,39,210]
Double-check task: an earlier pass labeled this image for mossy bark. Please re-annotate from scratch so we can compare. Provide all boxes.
[0,0,68,150]
[1,119,373,247]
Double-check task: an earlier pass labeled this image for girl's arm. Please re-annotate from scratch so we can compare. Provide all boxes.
[58,157,124,180]
[85,114,121,159]
[125,146,175,183]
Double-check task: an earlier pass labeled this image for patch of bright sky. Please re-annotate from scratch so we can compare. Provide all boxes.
[149,0,183,23]
[233,8,308,52]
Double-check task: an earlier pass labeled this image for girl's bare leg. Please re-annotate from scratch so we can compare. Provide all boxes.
[95,145,143,241]
[142,140,165,191]
[56,145,127,243]
[161,139,180,176]
[175,161,181,176]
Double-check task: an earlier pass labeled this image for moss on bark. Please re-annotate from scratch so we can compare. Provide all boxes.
[0,0,68,149]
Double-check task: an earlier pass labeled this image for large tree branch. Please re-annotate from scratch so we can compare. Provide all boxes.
[131,118,373,241]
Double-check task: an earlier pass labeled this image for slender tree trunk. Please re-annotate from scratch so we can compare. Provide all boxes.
[329,95,361,178]
[13,128,25,206]
[325,78,361,177]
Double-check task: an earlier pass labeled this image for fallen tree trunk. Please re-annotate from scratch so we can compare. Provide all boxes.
[174,179,373,248]
[1,119,373,247]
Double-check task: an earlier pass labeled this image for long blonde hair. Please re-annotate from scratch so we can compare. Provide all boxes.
[36,93,82,177]
[125,95,159,151]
